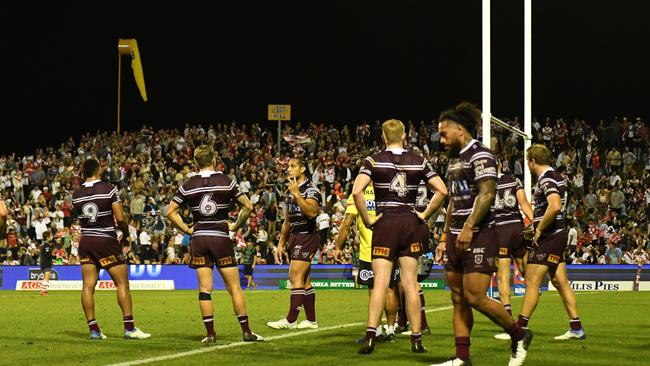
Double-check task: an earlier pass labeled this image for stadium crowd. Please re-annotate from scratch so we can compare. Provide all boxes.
[1,117,650,267]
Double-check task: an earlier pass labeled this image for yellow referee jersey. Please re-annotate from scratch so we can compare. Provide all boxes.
[345,184,376,262]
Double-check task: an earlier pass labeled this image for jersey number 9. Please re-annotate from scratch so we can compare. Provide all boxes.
[81,202,99,223]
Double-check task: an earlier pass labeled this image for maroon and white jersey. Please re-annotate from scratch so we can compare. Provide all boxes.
[415,179,435,213]
[360,149,436,214]
[287,178,321,234]
[533,167,567,235]
[72,180,119,239]
[493,173,524,226]
[173,171,243,239]
[446,140,497,234]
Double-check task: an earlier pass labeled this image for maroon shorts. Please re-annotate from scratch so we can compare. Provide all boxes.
[371,212,424,260]
[527,230,568,272]
[189,235,237,269]
[444,227,498,274]
[287,232,320,262]
[495,222,527,259]
[78,235,125,269]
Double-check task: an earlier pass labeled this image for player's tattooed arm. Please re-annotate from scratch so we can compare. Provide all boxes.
[457,179,495,252]
[464,178,496,230]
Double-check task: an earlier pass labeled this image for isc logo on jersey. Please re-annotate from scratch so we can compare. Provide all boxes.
[359,269,374,281]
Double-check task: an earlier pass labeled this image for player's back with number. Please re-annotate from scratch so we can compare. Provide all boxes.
[361,149,435,261]
[173,172,238,237]
[72,181,119,239]
[363,151,434,213]
[494,174,524,227]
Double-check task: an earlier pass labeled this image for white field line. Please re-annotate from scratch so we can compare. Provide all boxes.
[105,305,453,366]
[105,291,608,366]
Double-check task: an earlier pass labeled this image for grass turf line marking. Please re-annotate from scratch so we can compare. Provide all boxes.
[105,292,606,365]
[105,305,453,366]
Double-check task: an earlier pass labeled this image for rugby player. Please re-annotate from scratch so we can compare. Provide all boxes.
[267,158,321,330]
[431,103,530,366]
[167,145,263,343]
[515,144,585,342]
[73,158,150,340]
[354,119,447,354]
[39,231,54,296]
[492,159,534,340]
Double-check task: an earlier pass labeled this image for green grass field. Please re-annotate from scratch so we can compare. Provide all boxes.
[1,290,648,366]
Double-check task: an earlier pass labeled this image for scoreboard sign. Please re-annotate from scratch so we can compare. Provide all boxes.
[268,104,291,121]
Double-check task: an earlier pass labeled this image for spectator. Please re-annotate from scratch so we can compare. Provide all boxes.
[567,223,578,253]
[622,246,636,264]
[241,241,258,290]
[152,211,167,243]
[609,185,626,215]
[316,208,330,247]
[164,240,177,264]
[255,226,268,249]
[139,229,152,263]
[633,247,650,264]
[622,147,636,178]
[130,193,145,230]
[606,147,621,174]
[605,242,622,264]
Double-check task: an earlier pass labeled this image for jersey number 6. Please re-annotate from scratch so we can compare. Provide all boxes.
[199,194,218,216]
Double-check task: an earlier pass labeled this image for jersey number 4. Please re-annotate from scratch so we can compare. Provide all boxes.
[389,173,408,197]
[199,194,218,216]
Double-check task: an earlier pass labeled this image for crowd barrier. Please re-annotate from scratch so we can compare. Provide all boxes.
[1,264,648,291]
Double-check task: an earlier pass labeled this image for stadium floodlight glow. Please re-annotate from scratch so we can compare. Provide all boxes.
[117,38,148,134]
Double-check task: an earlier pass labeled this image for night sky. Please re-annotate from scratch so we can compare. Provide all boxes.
[4,0,649,155]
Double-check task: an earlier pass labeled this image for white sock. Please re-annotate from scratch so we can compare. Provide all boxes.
[385,325,395,335]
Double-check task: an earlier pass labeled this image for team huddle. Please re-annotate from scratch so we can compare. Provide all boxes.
[6,102,584,365]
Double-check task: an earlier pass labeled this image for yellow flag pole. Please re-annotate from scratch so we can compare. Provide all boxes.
[117,52,122,134]
[117,38,148,134]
